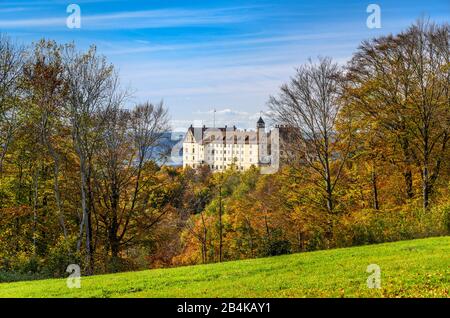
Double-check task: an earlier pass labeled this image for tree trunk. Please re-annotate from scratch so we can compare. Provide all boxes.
[76,155,93,275]
[201,213,208,264]
[371,167,380,210]
[400,137,414,200]
[32,168,39,254]
[422,165,430,211]
[218,184,223,262]
[109,180,120,268]
[422,121,432,212]
[48,144,67,238]
[324,136,334,215]
[109,234,120,270]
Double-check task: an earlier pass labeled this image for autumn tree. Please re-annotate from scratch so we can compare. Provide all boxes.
[95,101,170,270]
[63,44,117,274]
[0,34,24,176]
[22,39,69,237]
[269,57,351,241]
[345,20,450,210]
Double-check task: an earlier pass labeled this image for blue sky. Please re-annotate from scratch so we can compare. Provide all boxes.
[1,0,449,130]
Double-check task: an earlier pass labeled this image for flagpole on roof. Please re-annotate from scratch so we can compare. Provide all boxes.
[213,108,216,128]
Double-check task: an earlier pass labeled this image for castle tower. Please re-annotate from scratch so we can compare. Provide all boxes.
[256,116,265,129]
[256,117,267,164]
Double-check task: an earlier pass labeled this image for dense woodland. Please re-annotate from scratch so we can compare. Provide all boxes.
[0,20,449,281]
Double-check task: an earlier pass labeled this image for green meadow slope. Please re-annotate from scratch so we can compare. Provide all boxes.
[0,236,449,298]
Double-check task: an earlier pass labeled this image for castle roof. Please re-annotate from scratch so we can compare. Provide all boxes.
[184,125,259,145]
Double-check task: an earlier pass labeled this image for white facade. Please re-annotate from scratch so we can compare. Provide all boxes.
[182,118,273,172]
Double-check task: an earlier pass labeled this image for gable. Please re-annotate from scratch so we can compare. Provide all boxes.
[183,128,195,143]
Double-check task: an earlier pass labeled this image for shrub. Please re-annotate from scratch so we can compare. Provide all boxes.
[333,203,450,247]
[261,230,292,256]
[41,236,80,278]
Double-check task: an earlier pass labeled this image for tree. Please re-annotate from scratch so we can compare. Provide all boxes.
[95,105,130,269]
[345,20,450,210]
[0,34,24,175]
[63,44,117,274]
[95,101,170,269]
[22,39,68,237]
[180,167,214,264]
[269,57,351,233]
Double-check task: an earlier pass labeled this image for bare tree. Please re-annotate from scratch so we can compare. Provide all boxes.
[269,57,350,219]
[63,44,117,274]
[95,101,169,268]
[119,102,170,242]
[0,34,24,175]
[96,105,130,268]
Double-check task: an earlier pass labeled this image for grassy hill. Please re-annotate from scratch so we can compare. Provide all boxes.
[0,236,449,298]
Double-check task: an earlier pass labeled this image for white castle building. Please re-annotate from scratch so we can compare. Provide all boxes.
[182,117,280,172]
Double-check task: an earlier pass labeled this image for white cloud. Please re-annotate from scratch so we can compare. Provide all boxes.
[0,6,257,29]
[170,108,275,131]
[104,31,361,56]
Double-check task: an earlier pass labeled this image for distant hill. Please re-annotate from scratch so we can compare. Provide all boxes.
[147,131,185,167]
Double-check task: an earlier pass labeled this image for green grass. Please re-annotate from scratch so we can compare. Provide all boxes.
[1,236,449,298]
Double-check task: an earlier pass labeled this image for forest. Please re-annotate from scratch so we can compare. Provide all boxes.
[0,20,449,281]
